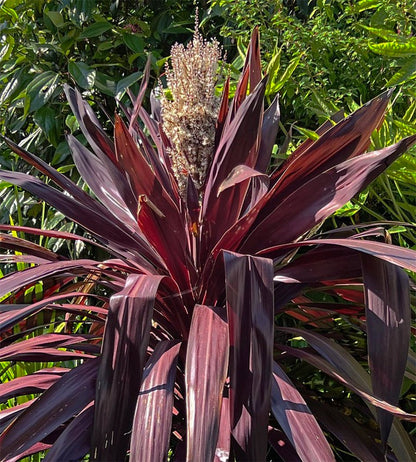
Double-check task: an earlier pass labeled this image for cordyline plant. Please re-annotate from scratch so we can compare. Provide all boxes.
[0,29,416,462]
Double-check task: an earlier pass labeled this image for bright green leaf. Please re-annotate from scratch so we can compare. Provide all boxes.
[68,61,96,89]
[369,40,416,57]
[45,11,64,27]
[79,21,112,39]
[116,71,142,99]
[122,33,144,53]
[386,57,416,86]
[33,106,59,146]
[26,71,60,112]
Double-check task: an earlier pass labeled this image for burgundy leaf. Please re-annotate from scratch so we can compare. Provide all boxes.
[0,333,95,362]
[256,94,280,173]
[247,27,262,91]
[0,358,99,462]
[270,89,393,189]
[202,78,267,255]
[215,396,231,462]
[2,137,99,207]
[217,165,269,196]
[268,427,301,462]
[114,115,180,220]
[258,238,416,274]
[0,259,103,299]
[361,255,410,444]
[271,362,334,462]
[0,291,100,334]
[185,305,229,462]
[129,56,151,132]
[274,246,361,283]
[130,340,180,462]
[275,336,416,421]
[8,442,51,462]
[306,400,385,462]
[243,136,416,252]
[204,77,266,201]
[137,196,195,292]
[224,251,274,461]
[0,224,104,248]
[0,368,67,403]
[0,170,158,269]
[67,134,138,222]
[64,85,116,164]
[0,233,60,262]
[215,77,230,147]
[43,403,94,462]
[91,274,164,461]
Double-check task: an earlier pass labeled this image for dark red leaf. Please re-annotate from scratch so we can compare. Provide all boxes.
[268,427,301,462]
[275,332,416,421]
[0,291,101,334]
[247,28,262,91]
[361,255,411,444]
[128,56,151,132]
[137,196,195,292]
[130,340,180,462]
[91,274,164,461]
[64,85,116,164]
[217,165,269,196]
[256,94,280,173]
[243,136,416,252]
[0,369,67,403]
[43,403,94,462]
[215,396,231,462]
[258,238,416,274]
[185,305,229,462]
[224,251,274,461]
[307,400,385,462]
[0,259,103,299]
[0,233,60,262]
[8,442,51,462]
[67,134,138,222]
[0,170,158,269]
[0,333,95,362]
[271,362,334,461]
[0,358,99,462]
[274,246,361,283]
[270,89,393,188]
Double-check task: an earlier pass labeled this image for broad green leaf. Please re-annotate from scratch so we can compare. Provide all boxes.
[0,35,14,62]
[68,61,96,89]
[360,26,399,41]
[294,125,320,141]
[45,11,64,27]
[352,0,381,13]
[369,40,416,57]
[69,0,95,25]
[0,70,24,105]
[122,33,144,53]
[33,106,59,146]
[94,71,116,96]
[403,100,416,123]
[26,71,60,112]
[393,119,416,137]
[79,21,112,38]
[386,57,416,86]
[115,71,142,99]
[271,53,303,93]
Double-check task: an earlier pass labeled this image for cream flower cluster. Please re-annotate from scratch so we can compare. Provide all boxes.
[161,28,221,195]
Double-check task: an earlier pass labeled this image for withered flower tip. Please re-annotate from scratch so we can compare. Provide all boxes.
[161,26,221,195]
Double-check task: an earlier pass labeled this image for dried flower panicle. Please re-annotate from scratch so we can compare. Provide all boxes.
[161,24,221,195]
